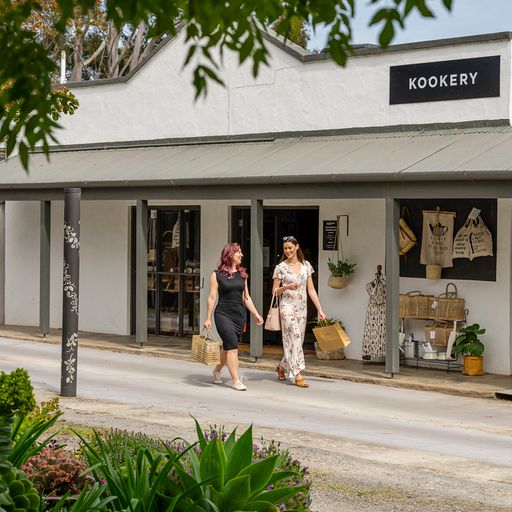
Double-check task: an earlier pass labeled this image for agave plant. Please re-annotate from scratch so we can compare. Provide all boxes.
[165,419,305,512]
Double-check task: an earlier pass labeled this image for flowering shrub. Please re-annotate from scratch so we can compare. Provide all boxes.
[22,447,93,497]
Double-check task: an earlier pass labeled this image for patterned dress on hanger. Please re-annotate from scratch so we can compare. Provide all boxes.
[362,275,387,359]
[273,261,314,381]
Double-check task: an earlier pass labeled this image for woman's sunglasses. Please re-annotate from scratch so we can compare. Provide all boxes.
[283,236,297,242]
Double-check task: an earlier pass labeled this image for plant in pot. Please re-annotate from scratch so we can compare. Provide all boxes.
[327,258,356,289]
[452,323,485,376]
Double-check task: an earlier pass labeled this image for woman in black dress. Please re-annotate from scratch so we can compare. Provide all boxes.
[204,243,263,391]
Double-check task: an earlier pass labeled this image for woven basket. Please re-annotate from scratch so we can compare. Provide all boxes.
[424,322,454,347]
[400,291,433,319]
[191,331,221,366]
[328,276,348,289]
[429,282,465,321]
[426,264,442,280]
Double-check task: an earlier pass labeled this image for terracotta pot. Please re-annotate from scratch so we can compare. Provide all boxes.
[328,276,348,289]
[463,355,484,376]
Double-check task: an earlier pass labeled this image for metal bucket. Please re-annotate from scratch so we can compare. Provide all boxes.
[404,339,419,359]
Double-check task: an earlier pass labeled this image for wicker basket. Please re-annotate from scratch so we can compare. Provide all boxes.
[191,331,221,365]
[429,282,465,321]
[400,291,434,319]
[424,322,454,347]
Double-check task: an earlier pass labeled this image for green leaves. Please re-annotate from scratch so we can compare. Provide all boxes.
[1,0,455,170]
[453,323,486,356]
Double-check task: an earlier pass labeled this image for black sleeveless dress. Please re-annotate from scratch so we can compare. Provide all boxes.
[214,270,246,350]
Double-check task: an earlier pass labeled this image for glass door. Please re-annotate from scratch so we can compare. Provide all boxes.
[146,207,201,337]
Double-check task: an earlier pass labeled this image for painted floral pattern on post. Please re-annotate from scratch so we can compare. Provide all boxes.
[273,261,314,381]
[63,333,78,383]
[64,223,80,249]
[63,262,79,315]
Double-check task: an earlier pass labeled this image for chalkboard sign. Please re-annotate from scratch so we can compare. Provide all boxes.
[323,220,338,251]
[399,199,497,281]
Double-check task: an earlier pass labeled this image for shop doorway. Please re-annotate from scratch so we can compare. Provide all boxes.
[131,206,201,337]
[231,207,319,345]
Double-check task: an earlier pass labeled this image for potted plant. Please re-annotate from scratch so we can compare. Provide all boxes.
[452,323,485,376]
[327,258,356,289]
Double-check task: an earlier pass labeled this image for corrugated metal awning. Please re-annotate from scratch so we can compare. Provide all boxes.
[2,126,512,189]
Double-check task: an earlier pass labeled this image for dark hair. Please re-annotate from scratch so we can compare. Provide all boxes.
[280,236,305,263]
[217,243,248,279]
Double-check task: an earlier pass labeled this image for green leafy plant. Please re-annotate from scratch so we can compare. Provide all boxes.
[78,428,165,474]
[327,258,356,277]
[0,369,41,512]
[10,398,63,469]
[308,317,344,329]
[167,419,305,511]
[77,430,180,512]
[22,447,93,497]
[453,324,485,357]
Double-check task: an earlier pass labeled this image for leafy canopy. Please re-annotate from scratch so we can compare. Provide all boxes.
[1,0,453,169]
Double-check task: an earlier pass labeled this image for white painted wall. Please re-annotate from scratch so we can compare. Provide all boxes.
[5,197,510,374]
[5,201,131,335]
[56,34,511,146]
[5,202,40,326]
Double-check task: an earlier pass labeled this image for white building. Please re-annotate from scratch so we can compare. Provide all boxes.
[1,27,512,375]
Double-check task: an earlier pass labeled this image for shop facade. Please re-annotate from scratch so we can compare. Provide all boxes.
[1,28,512,375]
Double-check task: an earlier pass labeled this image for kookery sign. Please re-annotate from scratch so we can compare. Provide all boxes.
[389,56,500,104]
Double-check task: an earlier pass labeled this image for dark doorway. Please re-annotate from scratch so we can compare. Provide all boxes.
[231,207,319,345]
[131,206,201,337]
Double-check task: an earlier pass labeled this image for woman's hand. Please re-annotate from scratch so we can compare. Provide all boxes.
[318,310,326,321]
[286,283,299,291]
[203,319,212,330]
[254,313,264,325]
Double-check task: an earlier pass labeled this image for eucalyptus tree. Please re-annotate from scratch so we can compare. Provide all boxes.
[1,0,453,169]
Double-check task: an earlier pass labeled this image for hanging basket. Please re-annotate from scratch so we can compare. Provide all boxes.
[426,264,442,280]
[328,275,348,289]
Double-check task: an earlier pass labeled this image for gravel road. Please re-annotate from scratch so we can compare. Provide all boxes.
[37,388,512,512]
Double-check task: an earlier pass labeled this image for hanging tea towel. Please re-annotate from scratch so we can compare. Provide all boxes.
[452,208,493,260]
[420,209,456,268]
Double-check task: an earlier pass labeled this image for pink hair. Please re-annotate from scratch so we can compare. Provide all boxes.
[217,243,248,279]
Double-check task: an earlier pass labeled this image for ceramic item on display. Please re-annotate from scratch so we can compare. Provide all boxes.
[437,352,447,360]
[423,352,438,360]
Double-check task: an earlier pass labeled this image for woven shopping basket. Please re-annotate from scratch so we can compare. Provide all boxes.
[429,282,465,321]
[399,291,433,319]
[191,330,221,366]
[424,322,454,347]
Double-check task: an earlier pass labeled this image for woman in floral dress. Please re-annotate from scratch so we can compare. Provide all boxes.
[272,236,326,387]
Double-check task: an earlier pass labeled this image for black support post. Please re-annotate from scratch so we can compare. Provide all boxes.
[61,188,80,397]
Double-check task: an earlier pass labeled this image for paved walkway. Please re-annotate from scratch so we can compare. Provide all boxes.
[1,324,510,399]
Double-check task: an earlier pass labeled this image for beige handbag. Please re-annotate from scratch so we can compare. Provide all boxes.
[264,291,281,331]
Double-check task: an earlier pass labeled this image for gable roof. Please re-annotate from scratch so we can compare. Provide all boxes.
[66,26,512,90]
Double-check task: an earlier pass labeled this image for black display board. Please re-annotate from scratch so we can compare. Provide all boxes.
[399,199,497,281]
[323,220,338,250]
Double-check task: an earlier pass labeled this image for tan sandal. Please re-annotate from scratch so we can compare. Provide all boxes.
[276,365,286,381]
[295,375,310,388]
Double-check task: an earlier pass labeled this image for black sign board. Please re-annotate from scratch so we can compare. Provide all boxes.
[323,220,338,251]
[390,56,500,104]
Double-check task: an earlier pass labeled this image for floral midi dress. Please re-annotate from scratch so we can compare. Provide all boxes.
[273,260,314,381]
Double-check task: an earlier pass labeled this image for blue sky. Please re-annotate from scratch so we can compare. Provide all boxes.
[308,0,512,50]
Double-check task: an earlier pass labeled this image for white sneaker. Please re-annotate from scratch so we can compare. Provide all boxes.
[212,368,223,384]
[232,379,247,391]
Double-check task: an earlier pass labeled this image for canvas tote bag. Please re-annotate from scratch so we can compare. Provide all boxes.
[453,209,493,261]
[264,291,281,331]
[420,208,456,268]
